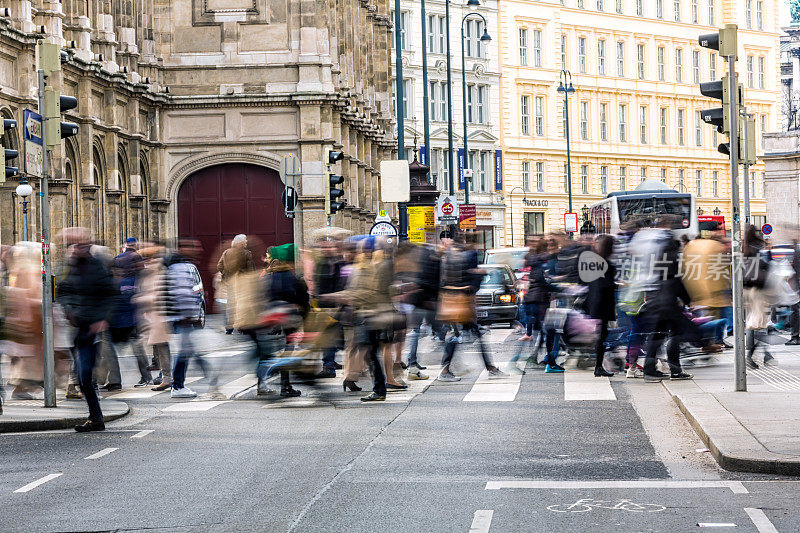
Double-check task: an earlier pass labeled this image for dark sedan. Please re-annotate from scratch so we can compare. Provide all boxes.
[475,264,518,326]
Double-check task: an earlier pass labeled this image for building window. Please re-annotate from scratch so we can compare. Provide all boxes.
[640,166,647,182]
[761,114,766,136]
[708,0,714,25]
[678,168,685,192]
[660,107,668,144]
[524,212,545,236]
[758,56,765,89]
[578,37,587,74]
[619,104,627,142]
[713,170,719,196]
[535,96,544,136]
[580,101,589,140]
[678,109,685,145]
[597,0,604,11]
[709,52,716,79]
[675,48,683,83]
[674,0,680,22]
[640,105,647,144]
[478,151,489,192]
[598,40,606,75]
[661,167,667,182]
[581,165,589,194]
[636,0,643,16]
[691,0,698,23]
[695,110,703,146]
[395,78,412,118]
[600,102,608,141]
[429,81,438,121]
[560,35,567,70]
[617,41,625,77]
[756,1,763,31]
[600,166,608,193]
[746,0,752,29]
[533,30,542,67]
[391,11,410,51]
[657,0,663,18]
[693,50,700,84]
[465,19,486,58]
[521,95,530,135]
[620,166,627,190]
[657,46,665,81]
[564,163,569,192]
[696,169,702,196]
[578,0,585,7]
[428,14,446,54]
[747,55,754,88]
[467,84,474,123]
[637,44,645,79]
[519,28,528,66]
[535,161,544,192]
[522,161,530,191]
[475,85,487,124]
[616,0,623,14]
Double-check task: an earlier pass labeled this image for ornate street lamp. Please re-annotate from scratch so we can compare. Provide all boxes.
[581,204,589,222]
[507,186,526,246]
[713,207,721,216]
[697,207,705,216]
[15,178,33,241]
[557,70,575,216]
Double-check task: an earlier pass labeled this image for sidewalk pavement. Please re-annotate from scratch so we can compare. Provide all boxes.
[664,346,800,476]
[0,399,129,433]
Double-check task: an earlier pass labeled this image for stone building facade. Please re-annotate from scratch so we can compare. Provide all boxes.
[0,0,396,268]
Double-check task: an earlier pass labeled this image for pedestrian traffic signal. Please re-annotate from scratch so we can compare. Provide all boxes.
[43,86,78,148]
[699,77,733,134]
[0,118,18,183]
[698,24,741,154]
[698,24,738,58]
[328,150,344,165]
[325,150,345,216]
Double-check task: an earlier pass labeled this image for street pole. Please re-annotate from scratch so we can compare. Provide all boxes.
[508,186,524,246]
[421,0,431,168]
[22,197,28,241]
[444,0,454,197]
[461,20,470,206]
[728,56,746,392]
[38,68,56,407]
[741,108,751,226]
[393,0,408,240]
[564,88,573,215]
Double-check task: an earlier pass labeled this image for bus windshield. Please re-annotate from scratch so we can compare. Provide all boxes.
[617,196,692,227]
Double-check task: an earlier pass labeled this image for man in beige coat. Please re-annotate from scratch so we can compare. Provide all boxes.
[217,234,255,333]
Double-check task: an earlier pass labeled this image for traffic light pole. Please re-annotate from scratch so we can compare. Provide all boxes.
[37,68,56,407]
[727,56,746,392]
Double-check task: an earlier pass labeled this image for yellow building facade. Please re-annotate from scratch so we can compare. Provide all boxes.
[498,0,779,244]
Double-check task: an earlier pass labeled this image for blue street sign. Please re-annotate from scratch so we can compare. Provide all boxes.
[23,109,43,178]
[494,149,503,191]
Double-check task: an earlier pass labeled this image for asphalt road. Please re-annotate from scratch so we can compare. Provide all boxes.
[1,325,798,532]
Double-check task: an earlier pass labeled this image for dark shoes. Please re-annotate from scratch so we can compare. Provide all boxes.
[385,383,408,390]
[746,356,759,370]
[151,382,171,391]
[644,371,669,383]
[342,380,362,392]
[225,329,234,335]
[332,362,343,370]
[360,392,386,402]
[670,371,693,380]
[280,388,301,398]
[99,383,122,391]
[317,369,337,379]
[75,420,105,432]
[410,363,427,370]
[786,338,800,346]
[594,368,614,377]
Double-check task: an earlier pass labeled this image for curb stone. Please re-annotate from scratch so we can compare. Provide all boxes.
[0,400,130,433]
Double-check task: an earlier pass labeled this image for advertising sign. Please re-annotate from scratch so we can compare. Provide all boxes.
[457,148,465,190]
[459,203,476,230]
[23,109,43,178]
[494,150,503,191]
[370,221,398,237]
[564,212,579,233]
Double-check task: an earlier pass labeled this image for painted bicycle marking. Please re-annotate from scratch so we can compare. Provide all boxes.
[547,498,667,513]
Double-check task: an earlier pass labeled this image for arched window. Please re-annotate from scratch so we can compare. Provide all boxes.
[117,148,128,192]
[92,142,105,186]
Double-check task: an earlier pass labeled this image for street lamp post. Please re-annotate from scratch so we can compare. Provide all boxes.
[508,186,525,246]
[420,0,431,167]
[460,10,491,206]
[557,70,575,218]
[393,0,408,240]
[15,178,32,241]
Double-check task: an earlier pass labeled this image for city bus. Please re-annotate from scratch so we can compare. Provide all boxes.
[587,179,698,237]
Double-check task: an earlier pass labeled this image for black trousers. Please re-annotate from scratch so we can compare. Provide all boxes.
[594,320,609,370]
[442,323,495,370]
[75,329,103,423]
[363,329,387,396]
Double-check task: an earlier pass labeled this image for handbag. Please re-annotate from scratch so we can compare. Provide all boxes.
[436,287,476,324]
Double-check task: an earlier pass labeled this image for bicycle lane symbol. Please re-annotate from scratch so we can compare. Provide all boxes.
[547,498,666,513]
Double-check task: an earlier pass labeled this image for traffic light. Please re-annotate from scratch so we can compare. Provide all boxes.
[43,86,78,148]
[0,118,18,183]
[325,150,345,216]
[698,24,740,156]
[699,75,734,134]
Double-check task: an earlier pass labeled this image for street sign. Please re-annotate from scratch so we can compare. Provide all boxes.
[459,203,476,229]
[23,109,43,178]
[375,209,391,223]
[761,223,772,236]
[564,212,579,233]
[369,221,398,237]
[437,195,458,224]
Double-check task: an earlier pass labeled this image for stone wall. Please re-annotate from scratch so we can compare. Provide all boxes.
[762,131,800,243]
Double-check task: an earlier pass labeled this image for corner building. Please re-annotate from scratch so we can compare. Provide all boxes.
[0,0,395,287]
[498,0,779,242]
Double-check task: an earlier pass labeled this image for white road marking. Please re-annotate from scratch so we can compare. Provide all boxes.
[751,366,800,391]
[484,480,748,494]
[13,473,63,493]
[463,363,522,402]
[468,510,494,532]
[744,508,779,533]
[84,447,119,460]
[218,373,257,398]
[697,523,737,528]
[203,350,247,358]
[564,371,617,401]
[109,377,202,399]
[163,400,229,412]
[130,429,154,439]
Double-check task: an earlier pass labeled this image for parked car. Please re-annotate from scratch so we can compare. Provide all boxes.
[475,264,518,327]
[483,247,529,277]
[188,263,206,329]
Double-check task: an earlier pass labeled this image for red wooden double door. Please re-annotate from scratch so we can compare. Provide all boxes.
[177,163,294,307]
